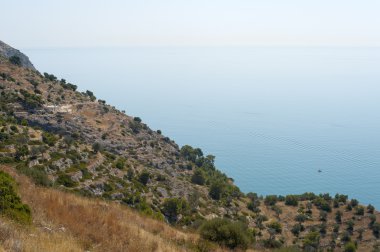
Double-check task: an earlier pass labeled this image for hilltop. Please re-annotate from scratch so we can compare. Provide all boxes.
[0,41,379,251]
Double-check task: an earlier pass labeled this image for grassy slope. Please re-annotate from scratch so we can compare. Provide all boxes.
[0,165,209,252]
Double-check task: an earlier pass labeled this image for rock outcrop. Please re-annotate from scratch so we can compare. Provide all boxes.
[0,40,35,70]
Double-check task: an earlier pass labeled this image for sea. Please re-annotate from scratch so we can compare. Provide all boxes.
[24,46,380,208]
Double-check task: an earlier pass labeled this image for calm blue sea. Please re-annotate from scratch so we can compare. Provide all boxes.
[24,47,380,208]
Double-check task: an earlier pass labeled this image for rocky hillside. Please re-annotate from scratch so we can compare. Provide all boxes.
[0,40,35,70]
[1,42,379,251]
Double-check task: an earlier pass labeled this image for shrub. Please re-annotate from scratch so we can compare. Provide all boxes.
[303,232,320,251]
[199,218,250,249]
[373,223,380,238]
[355,206,365,216]
[285,195,299,206]
[191,169,205,185]
[264,195,278,206]
[92,142,103,153]
[267,221,282,233]
[133,117,142,123]
[291,223,303,237]
[0,171,31,223]
[9,55,21,66]
[344,241,357,252]
[335,210,342,224]
[138,171,150,185]
[367,204,375,214]
[56,174,77,187]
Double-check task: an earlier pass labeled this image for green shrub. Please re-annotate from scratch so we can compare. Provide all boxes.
[285,195,299,206]
[191,169,205,185]
[264,195,278,206]
[9,55,21,66]
[138,170,150,185]
[0,171,31,223]
[267,221,282,233]
[344,241,357,252]
[56,174,77,187]
[199,218,250,249]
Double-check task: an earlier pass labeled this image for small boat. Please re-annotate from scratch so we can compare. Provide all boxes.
[318,169,322,173]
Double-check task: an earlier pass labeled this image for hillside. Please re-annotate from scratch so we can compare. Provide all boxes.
[0,41,380,251]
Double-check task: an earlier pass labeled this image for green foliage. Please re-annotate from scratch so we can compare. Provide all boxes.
[373,223,380,238]
[92,142,103,153]
[264,195,278,206]
[303,231,320,251]
[285,195,299,206]
[209,182,224,200]
[42,132,59,146]
[162,198,189,223]
[295,214,308,223]
[56,174,77,187]
[133,117,142,123]
[355,206,365,216]
[114,158,126,170]
[191,169,205,185]
[0,171,31,224]
[291,223,303,237]
[367,204,375,214]
[335,210,342,224]
[199,218,250,249]
[138,170,150,185]
[9,55,21,66]
[43,72,57,81]
[267,221,282,233]
[344,242,357,252]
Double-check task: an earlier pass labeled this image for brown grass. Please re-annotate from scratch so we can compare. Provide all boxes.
[1,165,200,252]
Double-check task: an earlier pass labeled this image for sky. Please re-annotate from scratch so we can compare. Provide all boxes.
[1,0,380,48]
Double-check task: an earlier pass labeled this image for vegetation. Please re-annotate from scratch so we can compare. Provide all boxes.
[0,171,31,223]
[199,218,250,249]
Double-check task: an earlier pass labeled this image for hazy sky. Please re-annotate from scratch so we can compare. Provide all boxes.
[1,0,380,48]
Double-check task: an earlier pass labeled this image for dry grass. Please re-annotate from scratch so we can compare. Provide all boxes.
[0,165,200,252]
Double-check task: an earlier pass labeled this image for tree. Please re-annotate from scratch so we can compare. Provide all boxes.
[9,55,21,66]
[162,198,188,223]
[92,142,103,153]
[209,182,224,200]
